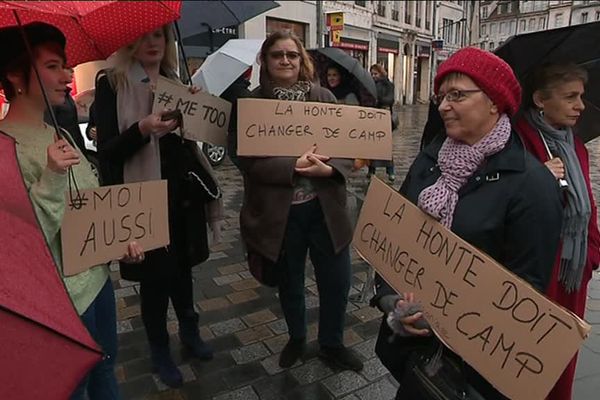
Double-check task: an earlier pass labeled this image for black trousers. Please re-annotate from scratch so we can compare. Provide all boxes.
[139,262,195,346]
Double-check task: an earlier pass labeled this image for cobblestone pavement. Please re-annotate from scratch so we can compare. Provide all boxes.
[115,105,600,399]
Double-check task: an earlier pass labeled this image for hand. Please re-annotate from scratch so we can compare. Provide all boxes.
[119,241,145,264]
[394,292,430,336]
[209,220,223,246]
[545,157,565,180]
[138,110,179,138]
[295,154,334,177]
[88,126,97,141]
[295,145,330,169]
[47,134,80,174]
[188,85,201,94]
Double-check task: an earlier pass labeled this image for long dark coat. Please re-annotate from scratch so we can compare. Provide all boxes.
[95,75,214,282]
[372,131,563,399]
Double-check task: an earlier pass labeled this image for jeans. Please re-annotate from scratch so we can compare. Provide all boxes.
[277,199,352,347]
[71,279,120,400]
[368,164,395,176]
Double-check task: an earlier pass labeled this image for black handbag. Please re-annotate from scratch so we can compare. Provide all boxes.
[399,344,486,400]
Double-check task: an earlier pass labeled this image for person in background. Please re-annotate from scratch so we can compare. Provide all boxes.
[238,30,363,372]
[514,62,600,400]
[0,22,144,400]
[368,64,396,182]
[371,47,563,399]
[324,64,359,105]
[223,67,252,170]
[95,25,224,388]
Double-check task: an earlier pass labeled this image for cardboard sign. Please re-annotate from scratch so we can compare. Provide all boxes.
[61,181,169,276]
[153,76,231,146]
[352,177,591,400]
[237,98,392,160]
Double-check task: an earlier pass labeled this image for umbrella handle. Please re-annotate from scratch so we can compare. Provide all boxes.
[538,129,569,190]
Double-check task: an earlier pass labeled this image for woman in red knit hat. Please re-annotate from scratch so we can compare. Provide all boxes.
[370,47,564,399]
[514,63,600,400]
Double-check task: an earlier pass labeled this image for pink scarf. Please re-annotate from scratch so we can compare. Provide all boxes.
[418,114,512,228]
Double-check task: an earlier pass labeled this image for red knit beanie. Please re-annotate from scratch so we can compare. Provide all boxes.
[434,47,521,116]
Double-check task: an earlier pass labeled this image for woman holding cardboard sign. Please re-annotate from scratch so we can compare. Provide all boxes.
[514,63,600,400]
[94,25,224,388]
[238,31,363,372]
[371,48,563,399]
[0,23,145,399]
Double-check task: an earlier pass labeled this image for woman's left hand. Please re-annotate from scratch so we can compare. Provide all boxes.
[188,85,201,94]
[295,155,334,177]
[120,241,145,264]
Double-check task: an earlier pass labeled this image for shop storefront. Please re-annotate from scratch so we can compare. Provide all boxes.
[376,37,399,80]
[414,43,431,103]
[329,36,370,69]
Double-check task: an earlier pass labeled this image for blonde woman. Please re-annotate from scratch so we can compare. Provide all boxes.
[95,26,223,388]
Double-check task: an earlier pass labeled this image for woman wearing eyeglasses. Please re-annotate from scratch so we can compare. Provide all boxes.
[238,31,362,372]
[371,48,563,399]
[514,63,600,400]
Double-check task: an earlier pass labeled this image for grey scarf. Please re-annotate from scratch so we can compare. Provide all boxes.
[526,109,591,292]
[117,62,161,183]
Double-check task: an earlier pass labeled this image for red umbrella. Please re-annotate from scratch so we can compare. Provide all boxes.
[0,1,182,66]
[0,133,103,399]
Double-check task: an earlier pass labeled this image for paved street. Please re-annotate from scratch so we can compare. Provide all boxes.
[114,105,600,399]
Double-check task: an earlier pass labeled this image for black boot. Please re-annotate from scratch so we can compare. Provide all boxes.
[279,337,306,368]
[179,310,214,360]
[150,344,183,388]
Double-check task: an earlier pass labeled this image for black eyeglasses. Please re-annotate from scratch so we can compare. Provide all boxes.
[268,50,301,61]
[431,89,482,105]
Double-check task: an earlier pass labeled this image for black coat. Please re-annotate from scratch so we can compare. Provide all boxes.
[95,75,214,282]
[373,132,563,399]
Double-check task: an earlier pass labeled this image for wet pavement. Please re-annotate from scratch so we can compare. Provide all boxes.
[114,105,600,399]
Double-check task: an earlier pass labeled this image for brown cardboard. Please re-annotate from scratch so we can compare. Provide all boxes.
[61,180,169,276]
[237,98,392,160]
[352,177,591,400]
[153,76,231,146]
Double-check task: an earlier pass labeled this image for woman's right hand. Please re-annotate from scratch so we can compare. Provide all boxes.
[47,136,80,174]
[295,145,329,169]
[138,110,179,138]
[545,157,565,180]
[394,292,430,336]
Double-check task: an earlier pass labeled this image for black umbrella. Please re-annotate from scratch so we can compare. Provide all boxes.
[495,21,600,142]
[309,47,377,100]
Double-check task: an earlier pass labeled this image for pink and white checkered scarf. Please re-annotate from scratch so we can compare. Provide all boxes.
[418,114,512,228]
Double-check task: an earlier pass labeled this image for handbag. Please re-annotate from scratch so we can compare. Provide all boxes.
[399,343,486,400]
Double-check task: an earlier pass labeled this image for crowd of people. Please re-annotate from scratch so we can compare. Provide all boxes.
[1,19,596,400]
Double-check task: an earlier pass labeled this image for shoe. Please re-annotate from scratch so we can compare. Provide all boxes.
[179,310,214,360]
[279,337,306,368]
[388,174,396,183]
[318,345,363,372]
[150,344,183,388]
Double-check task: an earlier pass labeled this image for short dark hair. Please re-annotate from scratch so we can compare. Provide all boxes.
[0,22,66,101]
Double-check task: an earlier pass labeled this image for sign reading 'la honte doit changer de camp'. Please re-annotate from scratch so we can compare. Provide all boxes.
[237,98,392,160]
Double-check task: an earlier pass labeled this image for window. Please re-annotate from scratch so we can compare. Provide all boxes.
[392,2,400,21]
[539,18,545,30]
[555,13,564,27]
[455,21,461,44]
[416,1,422,27]
[482,6,488,19]
[425,2,432,30]
[481,24,487,35]
[510,20,516,34]
[490,23,496,35]
[520,20,526,32]
[376,1,386,17]
[489,42,495,50]
[405,1,412,24]
[581,12,589,24]
[528,18,535,30]
[354,1,366,7]
[596,11,600,21]
[442,18,452,43]
[500,22,505,34]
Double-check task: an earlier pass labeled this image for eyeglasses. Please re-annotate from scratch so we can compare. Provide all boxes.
[431,89,482,105]
[268,50,301,61]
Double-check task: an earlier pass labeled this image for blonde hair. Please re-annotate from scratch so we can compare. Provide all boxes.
[108,25,178,91]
